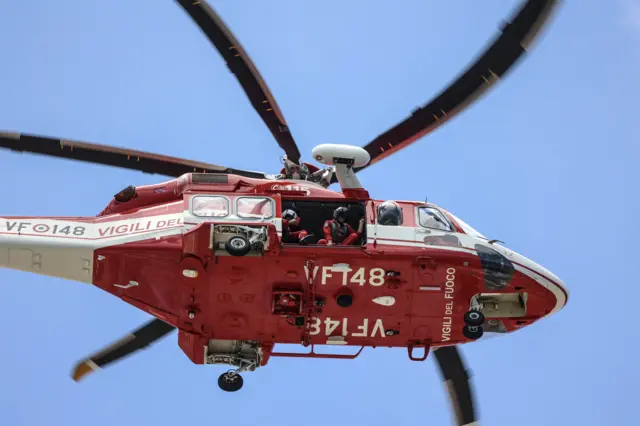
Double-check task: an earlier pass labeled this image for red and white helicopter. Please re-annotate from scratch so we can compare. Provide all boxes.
[0,1,566,425]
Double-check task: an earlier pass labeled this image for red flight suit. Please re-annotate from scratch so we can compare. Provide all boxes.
[282,216,309,243]
[317,219,360,246]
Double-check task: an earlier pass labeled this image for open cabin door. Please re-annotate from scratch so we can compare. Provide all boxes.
[279,199,368,247]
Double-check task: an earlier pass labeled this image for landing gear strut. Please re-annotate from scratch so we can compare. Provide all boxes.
[206,340,261,393]
[218,370,244,392]
[462,309,485,340]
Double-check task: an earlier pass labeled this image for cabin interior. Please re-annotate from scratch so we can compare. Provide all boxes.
[280,200,367,246]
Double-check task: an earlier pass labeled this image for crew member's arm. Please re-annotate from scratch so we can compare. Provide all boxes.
[323,221,333,245]
[281,220,291,238]
[289,217,301,227]
[347,218,366,236]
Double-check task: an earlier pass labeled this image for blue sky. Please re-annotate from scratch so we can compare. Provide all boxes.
[0,0,637,425]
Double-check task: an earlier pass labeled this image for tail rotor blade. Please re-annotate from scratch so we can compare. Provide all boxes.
[71,319,176,382]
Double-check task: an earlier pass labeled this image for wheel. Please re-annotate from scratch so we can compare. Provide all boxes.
[462,325,484,340]
[464,310,484,327]
[218,372,244,392]
[225,236,251,256]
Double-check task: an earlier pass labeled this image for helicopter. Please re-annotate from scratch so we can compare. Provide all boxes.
[0,1,566,425]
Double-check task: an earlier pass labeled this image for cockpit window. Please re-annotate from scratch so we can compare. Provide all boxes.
[418,207,453,231]
[377,201,403,226]
[192,196,229,217]
[448,213,487,240]
[475,244,514,290]
[237,197,274,219]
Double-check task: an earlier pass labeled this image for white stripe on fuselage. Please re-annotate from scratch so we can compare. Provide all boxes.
[366,224,567,315]
[0,213,183,243]
[367,238,478,255]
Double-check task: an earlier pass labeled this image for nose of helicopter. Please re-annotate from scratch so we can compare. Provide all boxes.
[478,241,568,315]
[474,244,568,341]
[532,261,567,312]
[509,248,568,315]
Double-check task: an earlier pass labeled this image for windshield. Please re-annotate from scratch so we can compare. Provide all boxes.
[447,212,487,240]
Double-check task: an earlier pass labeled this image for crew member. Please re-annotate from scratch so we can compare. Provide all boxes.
[317,206,364,246]
[282,209,312,244]
[377,200,403,226]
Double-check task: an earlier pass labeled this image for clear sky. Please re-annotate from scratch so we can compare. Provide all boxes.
[0,0,637,425]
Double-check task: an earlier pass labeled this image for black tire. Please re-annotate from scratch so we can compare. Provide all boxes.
[464,310,484,327]
[218,372,244,392]
[225,235,251,256]
[462,325,484,340]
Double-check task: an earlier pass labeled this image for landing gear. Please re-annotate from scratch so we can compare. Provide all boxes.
[462,325,484,340]
[218,370,244,392]
[464,310,484,327]
[214,225,268,257]
[462,309,484,340]
[225,235,251,256]
[206,340,261,393]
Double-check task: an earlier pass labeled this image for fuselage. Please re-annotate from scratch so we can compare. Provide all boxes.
[0,172,568,364]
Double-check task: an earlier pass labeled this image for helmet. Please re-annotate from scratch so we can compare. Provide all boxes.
[333,206,349,222]
[283,209,297,221]
[377,201,402,226]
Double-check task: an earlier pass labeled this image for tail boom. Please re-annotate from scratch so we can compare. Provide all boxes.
[0,212,185,283]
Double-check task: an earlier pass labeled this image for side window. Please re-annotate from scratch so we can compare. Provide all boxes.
[418,207,453,231]
[377,201,403,226]
[192,196,229,217]
[237,197,274,219]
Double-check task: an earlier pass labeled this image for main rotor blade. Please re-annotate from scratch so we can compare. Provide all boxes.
[176,0,302,164]
[355,0,560,172]
[71,318,176,382]
[0,131,267,179]
[433,346,478,426]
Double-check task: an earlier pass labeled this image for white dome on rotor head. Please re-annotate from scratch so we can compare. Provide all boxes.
[312,144,370,168]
